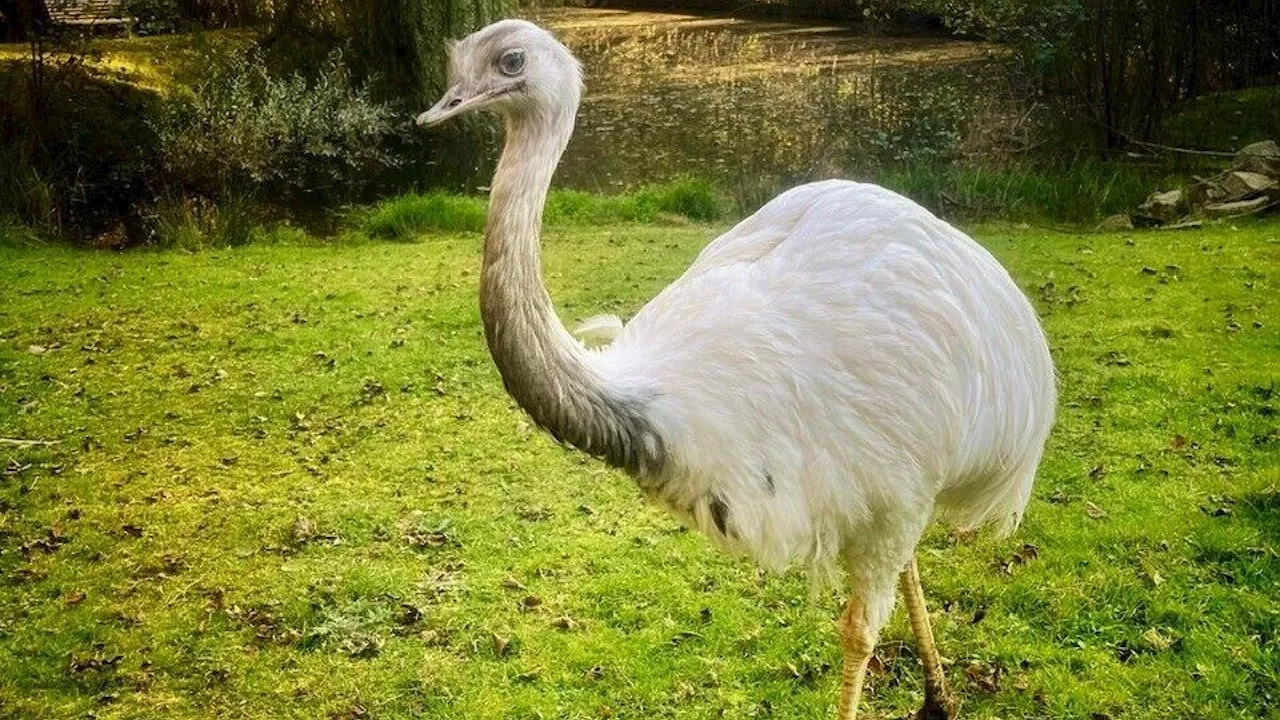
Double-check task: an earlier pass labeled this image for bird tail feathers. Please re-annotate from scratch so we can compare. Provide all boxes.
[573,314,624,346]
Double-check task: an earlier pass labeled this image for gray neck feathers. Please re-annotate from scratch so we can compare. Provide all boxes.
[480,106,665,478]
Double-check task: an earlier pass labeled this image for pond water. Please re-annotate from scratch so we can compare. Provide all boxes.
[523,8,1019,200]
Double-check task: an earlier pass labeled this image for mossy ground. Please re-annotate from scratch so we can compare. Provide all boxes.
[1,218,1278,719]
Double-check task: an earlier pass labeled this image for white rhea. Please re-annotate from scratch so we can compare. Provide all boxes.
[417,19,1056,720]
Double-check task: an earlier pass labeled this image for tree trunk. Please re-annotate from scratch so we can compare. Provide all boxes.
[1,0,51,42]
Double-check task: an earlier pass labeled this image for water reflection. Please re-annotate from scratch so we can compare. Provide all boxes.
[442,9,1018,200]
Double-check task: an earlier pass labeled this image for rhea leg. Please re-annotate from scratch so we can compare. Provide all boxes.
[899,557,956,719]
[836,597,875,720]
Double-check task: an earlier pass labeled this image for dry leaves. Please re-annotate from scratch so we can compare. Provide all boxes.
[491,631,512,657]
[965,660,1002,693]
[551,616,579,631]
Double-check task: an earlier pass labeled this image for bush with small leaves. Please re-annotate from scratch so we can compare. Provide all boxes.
[155,50,402,212]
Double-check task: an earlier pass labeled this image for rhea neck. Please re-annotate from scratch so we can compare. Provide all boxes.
[479,98,664,478]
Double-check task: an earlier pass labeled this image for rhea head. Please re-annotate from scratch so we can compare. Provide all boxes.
[416,20,583,129]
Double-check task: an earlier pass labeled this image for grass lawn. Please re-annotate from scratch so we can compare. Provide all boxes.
[1,218,1278,720]
[0,29,254,94]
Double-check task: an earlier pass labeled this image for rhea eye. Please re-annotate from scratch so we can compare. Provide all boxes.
[499,48,526,76]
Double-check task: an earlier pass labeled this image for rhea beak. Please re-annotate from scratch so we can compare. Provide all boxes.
[416,81,526,128]
[416,85,475,128]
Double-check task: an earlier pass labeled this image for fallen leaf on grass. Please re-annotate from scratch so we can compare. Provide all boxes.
[965,660,1002,693]
[68,648,123,674]
[339,633,382,659]
[1139,564,1165,588]
[1085,502,1108,519]
[395,604,422,627]
[20,527,69,554]
[516,506,552,521]
[1200,494,1236,517]
[404,524,453,549]
[328,701,367,720]
[551,616,579,631]
[491,632,512,657]
[1141,627,1176,652]
[290,517,317,545]
[993,544,1042,575]
[1012,543,1040,564]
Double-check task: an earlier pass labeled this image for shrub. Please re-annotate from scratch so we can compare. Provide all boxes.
[155,50,402,212]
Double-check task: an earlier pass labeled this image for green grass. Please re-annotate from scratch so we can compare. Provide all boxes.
[545,178,724,226]
[1,217,1278,720]
[358,179,725,241]
[359,192,490,239]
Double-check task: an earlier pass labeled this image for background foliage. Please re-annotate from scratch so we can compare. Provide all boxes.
[0,0,1277,244]
[156,50,400,207]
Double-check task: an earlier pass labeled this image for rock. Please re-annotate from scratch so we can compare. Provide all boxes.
[1232,140,1280,177]
[1139,189,1187,224]
[1235,139,1280,160]
[1222,170,1276,200]
[1204,196,1272,218]
[1186,178,1225,206]
[1096,213,1133,231]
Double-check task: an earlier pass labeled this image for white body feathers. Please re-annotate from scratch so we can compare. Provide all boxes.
[591,180,1055,626]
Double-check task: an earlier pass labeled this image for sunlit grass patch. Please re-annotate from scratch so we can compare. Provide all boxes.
[1,217,1278,719]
